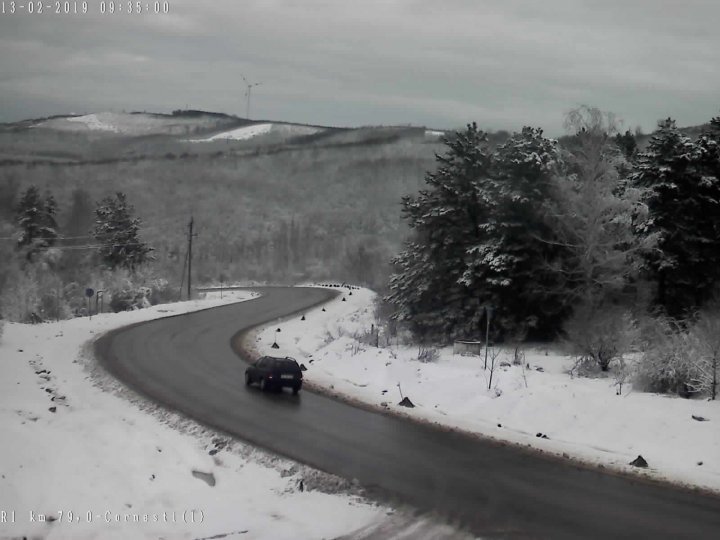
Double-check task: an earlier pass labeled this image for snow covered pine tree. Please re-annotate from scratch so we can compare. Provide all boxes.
[632,118,720,317]
[388,123,565,341]
[93,192,153,272]
[15,186,58,261]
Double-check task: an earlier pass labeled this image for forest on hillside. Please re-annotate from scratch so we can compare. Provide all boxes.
[0,125,445,321]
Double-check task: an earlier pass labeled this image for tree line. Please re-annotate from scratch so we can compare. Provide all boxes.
[0,188,155,322]
[386,107,720,398]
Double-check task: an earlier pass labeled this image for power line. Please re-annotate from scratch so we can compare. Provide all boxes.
[0,224,162,242]
[1,241,154,252]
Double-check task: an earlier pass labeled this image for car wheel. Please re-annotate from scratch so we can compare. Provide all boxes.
[292,384,301,395]
[259,378,268,392]
[245,372,251,386]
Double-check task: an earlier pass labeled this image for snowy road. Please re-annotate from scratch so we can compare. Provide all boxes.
[95,287,720,539]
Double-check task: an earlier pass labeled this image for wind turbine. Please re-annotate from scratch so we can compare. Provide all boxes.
[241,74,262,119]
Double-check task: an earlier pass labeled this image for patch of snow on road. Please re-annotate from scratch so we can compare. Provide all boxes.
[0,290,385,540]
[251,285,720,494]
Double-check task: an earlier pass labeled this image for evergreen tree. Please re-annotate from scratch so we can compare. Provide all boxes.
[388,123,493,340]
[632,118,720,317]
[614,129,637,160]
[93,192,153,272]
[15,186,58,260]
[464,126,566,338]
[388,124,565,341]
[697,116,720,179]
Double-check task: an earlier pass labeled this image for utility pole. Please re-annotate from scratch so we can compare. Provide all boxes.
[483,305,493,370]
[187,217,197,300]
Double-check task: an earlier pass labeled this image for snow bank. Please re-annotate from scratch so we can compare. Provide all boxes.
[251,286,720,494]
[0,290,385,540]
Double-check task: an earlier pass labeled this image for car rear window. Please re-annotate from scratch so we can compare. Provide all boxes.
[276,359,300,370]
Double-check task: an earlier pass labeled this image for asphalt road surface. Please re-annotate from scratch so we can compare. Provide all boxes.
[96,287,720,539]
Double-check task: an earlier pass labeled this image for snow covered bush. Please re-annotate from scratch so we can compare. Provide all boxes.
[686,309,720,399]
[563,303,635,375]
[634,315,698,397]
[63,282,88,316]
[0,264,41,322]
[148,278,176,306]
[109,288,151,312]
[417,345,440,363]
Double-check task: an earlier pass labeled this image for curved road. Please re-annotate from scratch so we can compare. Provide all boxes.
[96,287,720,539]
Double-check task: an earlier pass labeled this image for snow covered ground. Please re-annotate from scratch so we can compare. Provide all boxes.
[251,286,720,494]
[188,123,321,142]
[0,291,388,540]
[6,283,715,539]
[36,112,231,136]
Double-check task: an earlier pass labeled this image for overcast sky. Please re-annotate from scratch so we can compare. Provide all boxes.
[1,0,719,134]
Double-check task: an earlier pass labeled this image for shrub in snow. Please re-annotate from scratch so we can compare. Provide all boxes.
[0,319,4,342]
[686,308,720,400]
[63,282,87,316]
[563,302,635,374]
[634,315,699,397]
[0,264,41,322]
[148,278,176,305]
[512,346,526,366]
[109,288,151,312]
[355,326,380,348]
[417,345,440,363]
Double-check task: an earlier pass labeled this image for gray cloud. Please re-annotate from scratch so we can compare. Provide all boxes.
[1,0,718,134]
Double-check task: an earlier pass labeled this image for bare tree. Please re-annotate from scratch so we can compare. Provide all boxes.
[546,106,651,309]
[487,346,502,390]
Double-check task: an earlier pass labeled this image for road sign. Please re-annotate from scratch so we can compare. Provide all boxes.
[85,288,95,298]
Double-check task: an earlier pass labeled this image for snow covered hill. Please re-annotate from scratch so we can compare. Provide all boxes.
[35,112,237,136]
[187,122,323,142]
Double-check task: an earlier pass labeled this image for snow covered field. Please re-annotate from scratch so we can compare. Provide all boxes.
[5,284,717,539]
[36,112,232,136]
[251,286,720,494]
[188,123,321,142]
[0,291,386,540]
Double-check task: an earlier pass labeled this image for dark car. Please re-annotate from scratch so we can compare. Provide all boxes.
[245,356,303,394]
